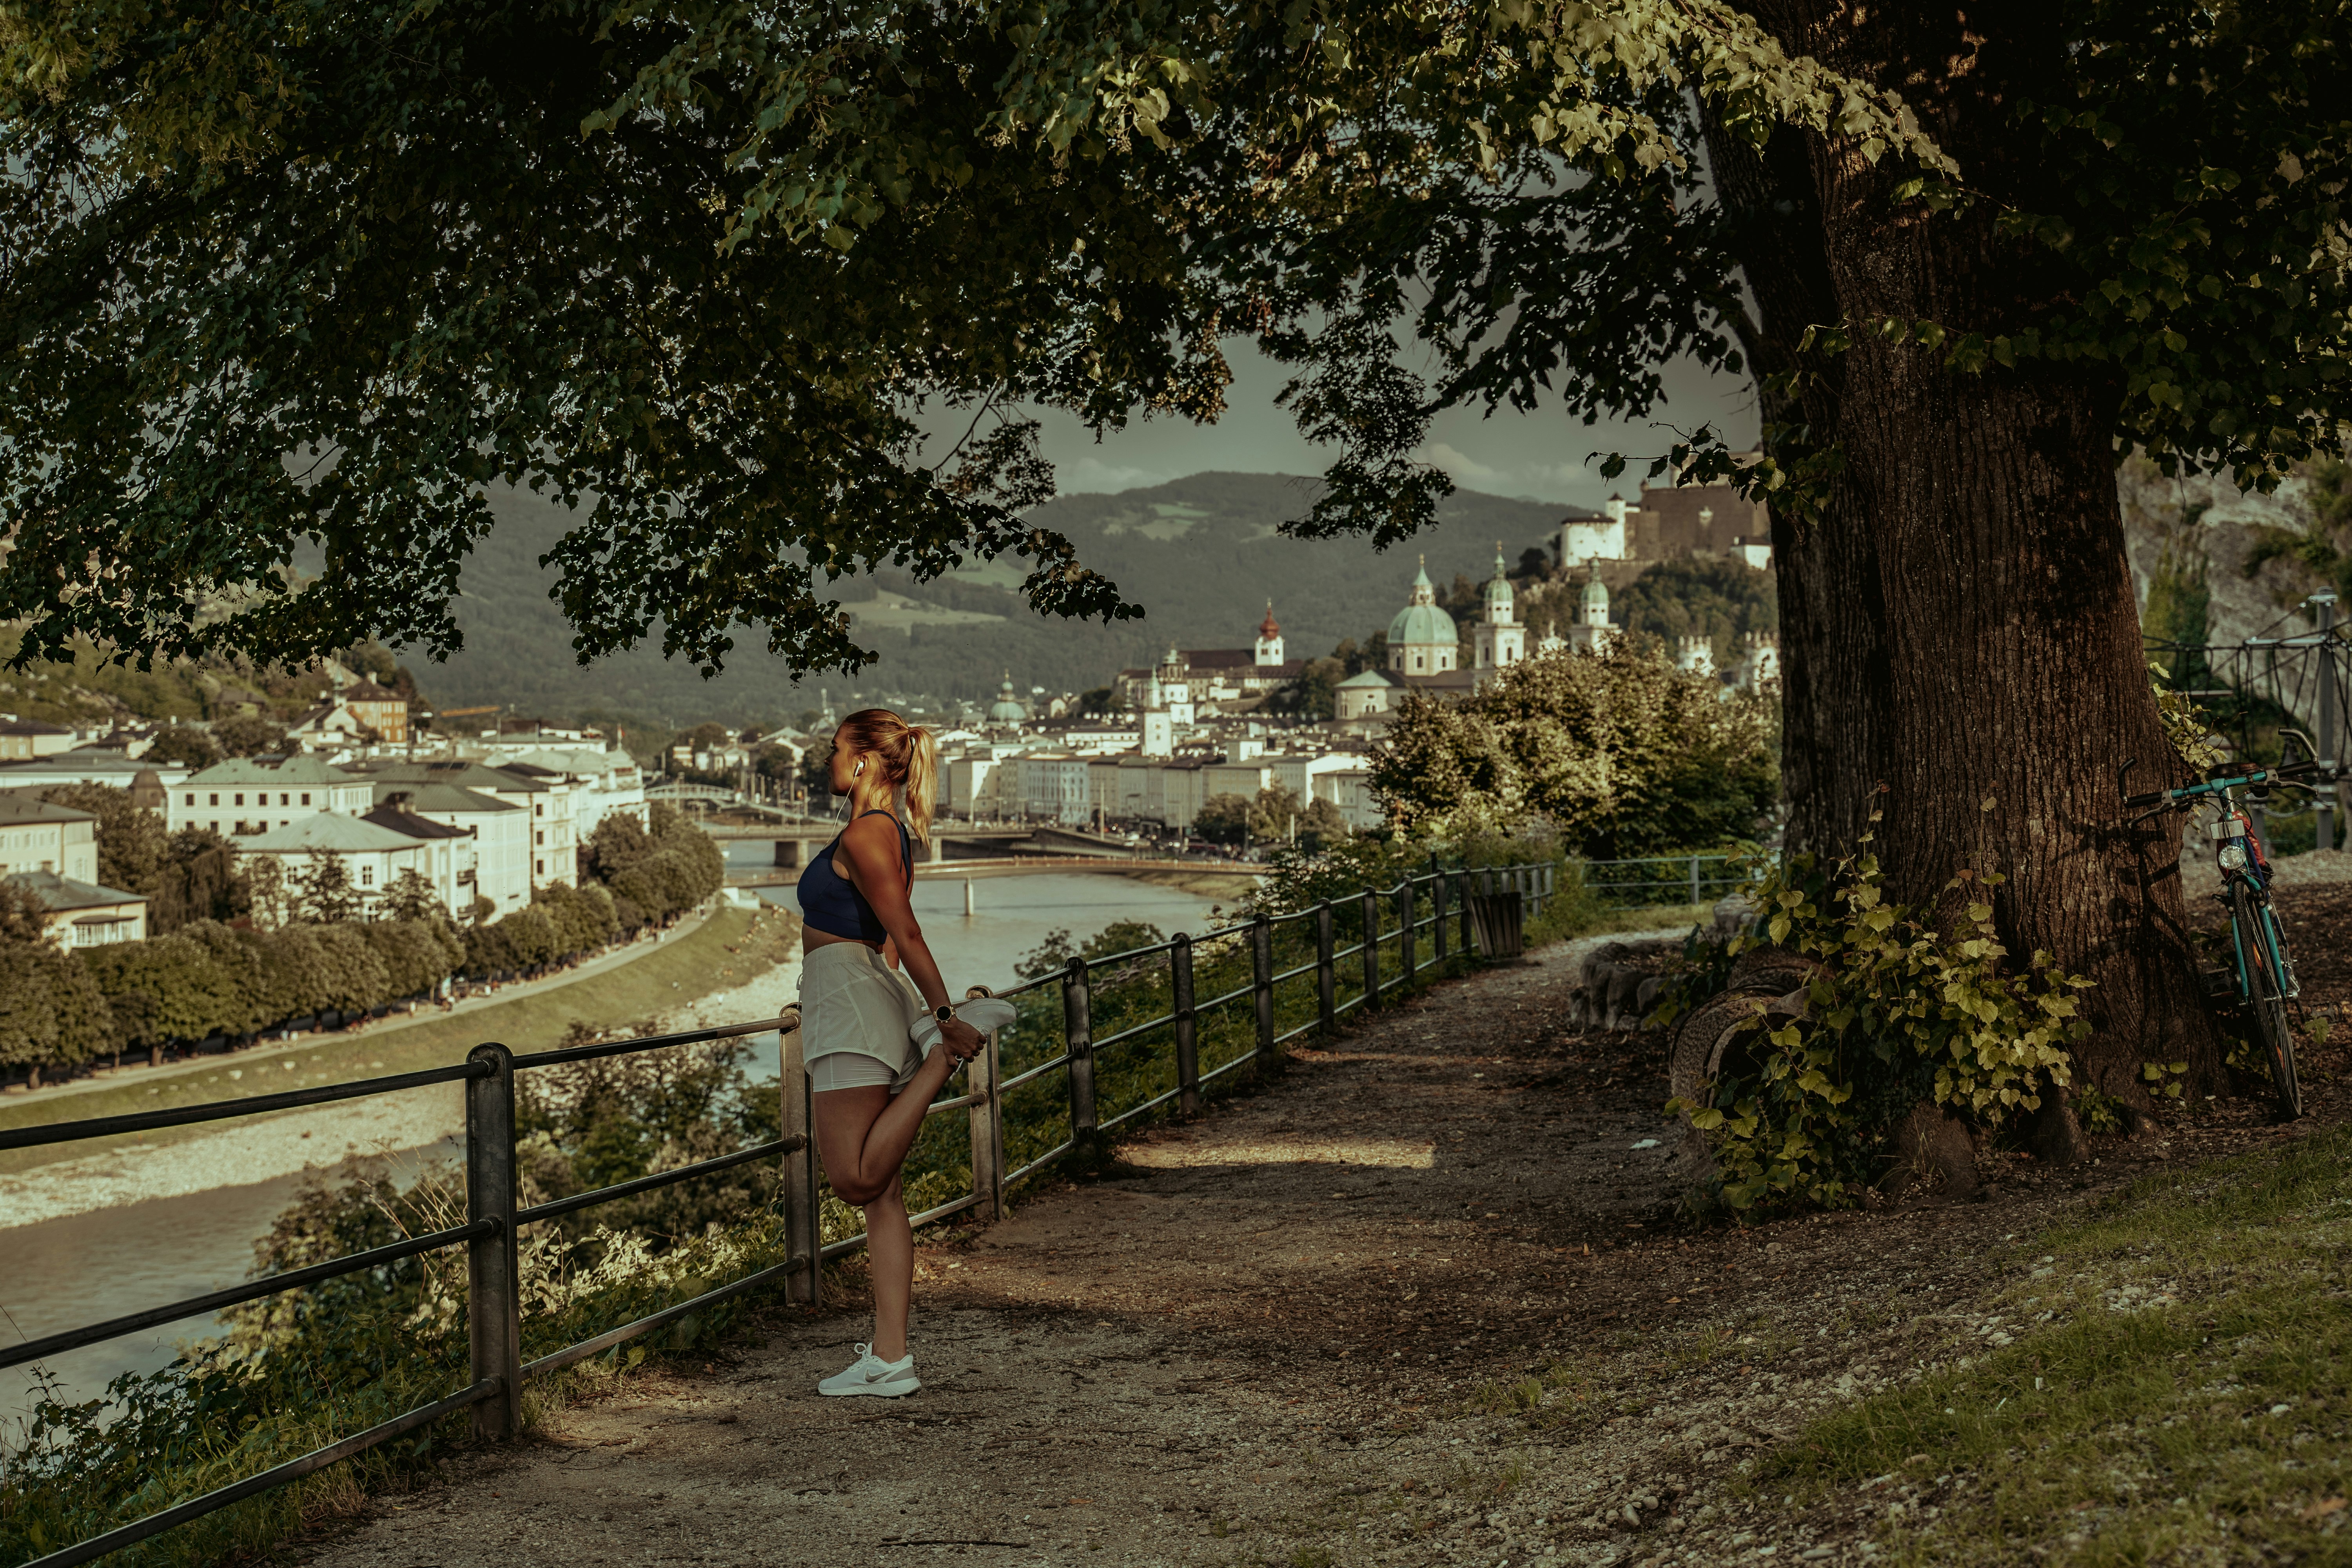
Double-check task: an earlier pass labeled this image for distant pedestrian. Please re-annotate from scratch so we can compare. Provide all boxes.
[798,708,991,1398]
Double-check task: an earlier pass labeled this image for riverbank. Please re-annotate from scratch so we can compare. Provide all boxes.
[1,902,723,1113]
[0,903,797,1200]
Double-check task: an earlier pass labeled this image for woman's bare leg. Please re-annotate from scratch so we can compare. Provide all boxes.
[812,1052,956,1198]
[813,1076,948,1363]
[863,1171,912,1360]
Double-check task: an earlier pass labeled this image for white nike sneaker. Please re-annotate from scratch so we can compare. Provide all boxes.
[818,1343,920,1398]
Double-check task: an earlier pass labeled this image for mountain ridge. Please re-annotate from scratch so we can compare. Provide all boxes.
[428,472,1593,725]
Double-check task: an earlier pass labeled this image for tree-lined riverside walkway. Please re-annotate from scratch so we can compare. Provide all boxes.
[308,917,2349,1568]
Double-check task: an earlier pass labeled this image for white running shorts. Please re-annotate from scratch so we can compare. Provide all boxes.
[800,940,924,1094]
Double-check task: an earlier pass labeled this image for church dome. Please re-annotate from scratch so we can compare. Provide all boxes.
[1389,601,1457,646]
[986,670,1027,723]
[1581,577,1610,612]
[1388,560,1457,647]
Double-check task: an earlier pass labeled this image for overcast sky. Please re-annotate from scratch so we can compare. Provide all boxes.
[1005,339,1757,506]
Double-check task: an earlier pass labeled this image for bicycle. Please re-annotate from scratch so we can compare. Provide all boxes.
[2121,730,2344,1120]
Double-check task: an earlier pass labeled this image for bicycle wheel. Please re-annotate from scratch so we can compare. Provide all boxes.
[2230,879,2302,1120]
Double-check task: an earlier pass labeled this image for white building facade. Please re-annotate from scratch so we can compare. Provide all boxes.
[171,757,375,838]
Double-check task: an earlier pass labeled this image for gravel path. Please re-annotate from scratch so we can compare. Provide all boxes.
[300,918,2347,1568]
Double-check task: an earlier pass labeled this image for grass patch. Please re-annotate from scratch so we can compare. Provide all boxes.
[1527,897,1714,950]
[1756,1124,2352,1562]
[0,904,788,1176]
[1114,865,1265,900]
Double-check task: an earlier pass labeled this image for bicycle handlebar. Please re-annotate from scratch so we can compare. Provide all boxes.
[2127,758,2344,813]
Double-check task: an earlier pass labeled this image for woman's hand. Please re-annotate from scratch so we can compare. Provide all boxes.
[937,1016,985,1063]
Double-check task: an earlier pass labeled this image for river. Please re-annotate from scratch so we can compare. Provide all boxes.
[2,869,1226,1425]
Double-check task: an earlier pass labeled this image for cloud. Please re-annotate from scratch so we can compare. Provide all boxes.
[1414,442,1506,486]
[1053,456,1173,495]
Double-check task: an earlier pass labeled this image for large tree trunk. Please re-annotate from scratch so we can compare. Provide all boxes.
[1731,4,2228,1143]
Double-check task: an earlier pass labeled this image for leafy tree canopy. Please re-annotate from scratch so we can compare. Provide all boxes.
[0,0,1944,682]
[1370,641,1778,856]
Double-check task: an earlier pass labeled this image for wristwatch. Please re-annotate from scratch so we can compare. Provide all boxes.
[933,1003,956,1024]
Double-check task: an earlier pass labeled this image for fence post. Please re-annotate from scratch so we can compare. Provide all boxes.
[1456,870,1472,953]
[1173,934,1200,1117]
[1397,881,1417,982]
[1361,886,1381,1005]
[1689,855,1701,906]
[1315,900,1336,1035]
[1430,866,1448,965]
[464,1042,522,1442]
[1063,956,1098,1167]
[777,1012,818,1302]
[1251,912,1279,1071]
[964,989,1003,1224]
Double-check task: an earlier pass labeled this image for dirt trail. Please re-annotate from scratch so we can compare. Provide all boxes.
[307,898,2350,1568]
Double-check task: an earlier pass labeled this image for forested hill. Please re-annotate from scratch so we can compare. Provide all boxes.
[430,474,1589,726]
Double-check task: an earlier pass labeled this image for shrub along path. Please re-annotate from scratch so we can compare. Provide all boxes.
[306,888,2350,1568]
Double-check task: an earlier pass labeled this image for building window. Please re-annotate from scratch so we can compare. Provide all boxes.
[208,793,219,806]
[279,793,290,806]
[361,864,374,887]
[301,793,311,806]
[535,802,544,816]
[535,830,544,846]
[183,792,194,806]
[535,858,545,875]
[233,793,244,807]
[209,821,219,833]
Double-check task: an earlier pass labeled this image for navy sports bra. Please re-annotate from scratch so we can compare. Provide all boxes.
[797,810,913,942]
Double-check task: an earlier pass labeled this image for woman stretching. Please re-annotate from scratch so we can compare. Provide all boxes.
[797,708,985,1398]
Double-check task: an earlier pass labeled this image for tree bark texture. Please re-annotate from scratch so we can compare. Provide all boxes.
[1729,4,2226,1139]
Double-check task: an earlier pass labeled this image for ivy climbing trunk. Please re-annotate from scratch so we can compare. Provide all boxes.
[1732,3,2228,1149]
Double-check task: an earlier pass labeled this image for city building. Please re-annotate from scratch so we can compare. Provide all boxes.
[1015,752,1093,825]
[1733,631,1781,688]
[1312,767,1385,832]
[232,812,446,919]
[1564,576,1616,655]
[1387,560,1458,678]
[358,798,474,915]
[987,673,1030,729]
[352,759,576,887]
[0,719,76,760]
[0,750,188,799]
[287,697,374,749]
[1556,464,1771,571]
[170,757,375,838]
[0,793,99,880]
[7,868,148,947]
[367,783,532,916]
[338,679,412,744]
[1470,545,1528,672]
[1114,606,1308,713]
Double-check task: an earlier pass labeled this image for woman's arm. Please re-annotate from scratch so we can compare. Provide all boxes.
[838,817,959,1016]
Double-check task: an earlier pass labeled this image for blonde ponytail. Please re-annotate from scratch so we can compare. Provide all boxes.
[838,707,938,844]
[900,724,938,845]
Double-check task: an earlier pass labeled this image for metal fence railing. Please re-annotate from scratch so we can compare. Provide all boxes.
[3,862,1554,1568]
[1577,852,1747,909]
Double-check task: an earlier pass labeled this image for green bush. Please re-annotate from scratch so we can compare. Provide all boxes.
[1660,833,2092,1214]
[1369,637,1779,855]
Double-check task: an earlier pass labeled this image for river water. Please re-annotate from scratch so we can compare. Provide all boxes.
[2,870,1223,1424]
